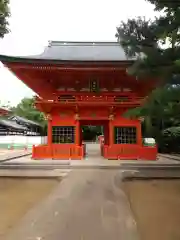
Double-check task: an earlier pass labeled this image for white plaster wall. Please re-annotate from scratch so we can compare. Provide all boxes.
[0,136,47,146]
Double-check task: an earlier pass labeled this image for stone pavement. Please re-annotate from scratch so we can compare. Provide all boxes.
[4,169,139,240]
[5,154,179,167]
[159,153,180,161]
[0,168,71,178]
[0,149,31,163]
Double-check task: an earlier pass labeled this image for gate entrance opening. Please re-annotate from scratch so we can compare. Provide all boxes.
[80,120,109,159]
[0,41,157,160]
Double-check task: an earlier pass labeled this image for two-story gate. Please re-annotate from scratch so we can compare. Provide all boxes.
[0,41,157,160]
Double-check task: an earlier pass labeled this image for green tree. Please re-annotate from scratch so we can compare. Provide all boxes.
[11,97,47,127]
[115,0,180,152]
[115,0,180,84]
[0,0,10,38]
[124,85,180,152]
[82,126,102,141]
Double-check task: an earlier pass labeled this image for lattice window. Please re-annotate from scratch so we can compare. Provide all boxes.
[52,126,75,143]
[114,127,137,144]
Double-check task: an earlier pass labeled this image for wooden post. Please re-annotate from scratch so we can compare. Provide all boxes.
[109,120,114,146]
[47,114,52,145]
[103,121,109,145]
[75,120,80,145]
[137,121,142,146]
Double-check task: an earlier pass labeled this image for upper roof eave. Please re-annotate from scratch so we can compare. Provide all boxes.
[0,54,134,65]
[0,41,135,64]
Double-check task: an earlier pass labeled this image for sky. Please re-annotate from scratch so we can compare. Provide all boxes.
[0,0,156,106]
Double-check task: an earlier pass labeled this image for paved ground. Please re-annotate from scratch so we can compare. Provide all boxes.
[0,169,71,178]
[123,180,180,240]
[0,178,59,239]
[0,143,178,167]
[4,169,139,240]
[1,144,180,239]
[159,153,180,161]
[3,154,179,167]
[0,149,31,162]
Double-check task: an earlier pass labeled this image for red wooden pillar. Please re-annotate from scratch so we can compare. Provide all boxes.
[75,120,84,159]
[137,121,142,146]
[109,120,114,146]
[79,125,83,145]
[47,116,53,158]
[75,120,80,145]
[46,113,52,146]
[47,118,52,145]
[103,121,109,145]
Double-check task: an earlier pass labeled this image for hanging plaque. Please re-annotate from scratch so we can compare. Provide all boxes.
[90,79,99,92]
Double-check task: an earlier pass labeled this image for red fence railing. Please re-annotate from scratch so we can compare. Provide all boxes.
[32,144,84,160]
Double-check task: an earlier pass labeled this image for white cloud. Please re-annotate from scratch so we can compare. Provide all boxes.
[0,0,156,106]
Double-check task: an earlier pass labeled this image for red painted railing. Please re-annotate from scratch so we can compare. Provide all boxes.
[32,144,84,160]
[57,95,143,103]
[102,144,157,160]
[32,143,157,160]
[35,95,144,106]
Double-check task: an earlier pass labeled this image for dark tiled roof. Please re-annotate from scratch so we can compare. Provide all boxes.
[0,41,133,62]
[0,119,27,130]
[9,116,41,127]
[30,41,132,61]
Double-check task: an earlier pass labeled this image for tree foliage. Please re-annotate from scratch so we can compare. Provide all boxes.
[11,97,102,140]
[115,0,180,83]
[116,0,180,152]
[11,97,46,127]
[0,0,10,38]
[124,85,180,152]
[146,0,180,11]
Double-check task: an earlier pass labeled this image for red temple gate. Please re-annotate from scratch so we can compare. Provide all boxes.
[0,41,157,160]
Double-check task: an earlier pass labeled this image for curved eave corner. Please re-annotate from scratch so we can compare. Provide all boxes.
[0,55,49,64]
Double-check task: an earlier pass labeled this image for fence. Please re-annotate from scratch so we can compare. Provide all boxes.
[0,135,47,149]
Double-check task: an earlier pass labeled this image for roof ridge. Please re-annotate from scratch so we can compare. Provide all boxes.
[48,41,119,47]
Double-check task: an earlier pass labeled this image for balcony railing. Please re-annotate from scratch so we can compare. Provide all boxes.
[35,95,144,105]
